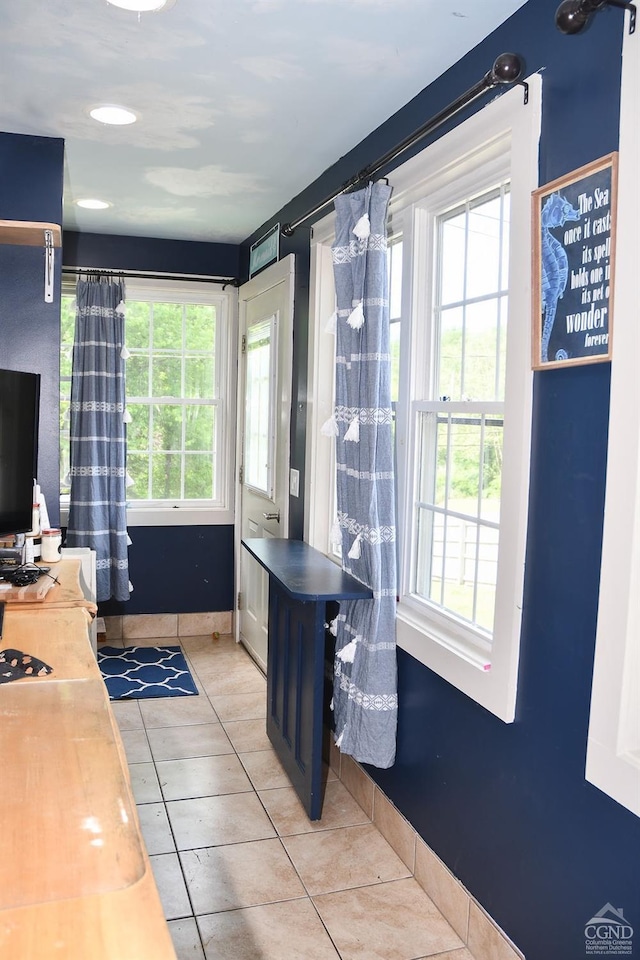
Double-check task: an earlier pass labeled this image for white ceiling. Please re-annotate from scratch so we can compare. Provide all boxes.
[1,0,528,244]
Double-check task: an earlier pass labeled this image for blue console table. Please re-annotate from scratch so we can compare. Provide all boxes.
[241,538,372,820]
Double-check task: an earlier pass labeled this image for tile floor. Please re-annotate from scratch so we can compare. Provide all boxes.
[109,633,473,960]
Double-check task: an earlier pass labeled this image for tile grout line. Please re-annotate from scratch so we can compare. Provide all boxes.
[123,635,466,960]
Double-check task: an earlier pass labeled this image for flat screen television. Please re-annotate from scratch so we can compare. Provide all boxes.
[0,368,40,539]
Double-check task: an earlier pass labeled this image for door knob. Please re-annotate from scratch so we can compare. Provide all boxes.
[263,511,280,522]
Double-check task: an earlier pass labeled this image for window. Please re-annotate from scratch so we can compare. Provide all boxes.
[307,76,542,720]
[411,186,509,638]
[60,277,236,526]
[244,314,277,496]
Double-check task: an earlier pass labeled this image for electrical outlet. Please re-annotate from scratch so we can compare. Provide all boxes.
[289,468,300,497]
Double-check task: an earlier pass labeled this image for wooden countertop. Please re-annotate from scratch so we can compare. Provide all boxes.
[0,599,176,958]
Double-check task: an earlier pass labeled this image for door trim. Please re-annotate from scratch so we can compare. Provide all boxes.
[235,254,295,648]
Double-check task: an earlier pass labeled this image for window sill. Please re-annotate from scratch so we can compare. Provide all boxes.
[60,505,234,528]
[396,599,517,723]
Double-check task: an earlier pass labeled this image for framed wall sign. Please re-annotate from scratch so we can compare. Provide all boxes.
[249,223,280,278]
[532,153,617,370]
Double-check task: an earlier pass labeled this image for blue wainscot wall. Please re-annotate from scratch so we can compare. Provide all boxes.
[240,1,638,957]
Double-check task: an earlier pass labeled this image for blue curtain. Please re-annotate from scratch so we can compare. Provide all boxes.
[330,181,398,768]
[66,277,130,602]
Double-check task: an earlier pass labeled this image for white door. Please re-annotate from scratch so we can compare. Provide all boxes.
[236,255,294,671]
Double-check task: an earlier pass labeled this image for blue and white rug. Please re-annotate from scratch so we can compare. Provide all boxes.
[98,645,199,700]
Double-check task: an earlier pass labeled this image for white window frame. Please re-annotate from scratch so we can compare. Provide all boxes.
[307,75,541,722]
[585,29,640,816]
[60,275,237,527]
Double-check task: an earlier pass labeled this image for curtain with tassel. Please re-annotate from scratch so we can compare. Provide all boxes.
[66,276,131,602]
[328,181,398,768]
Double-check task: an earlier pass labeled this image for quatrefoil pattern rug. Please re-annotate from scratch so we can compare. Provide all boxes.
[98,645,199,700]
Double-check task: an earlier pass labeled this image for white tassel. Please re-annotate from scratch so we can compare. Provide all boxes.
[122,408,132,424]
[329,697,334,711]
[115,301,126,316]
[347,302,365,329]
[126,534,133,546]
[128,580,134,592]
[120,345,131,360]
[324,310,337,334]
[344,416,360,443]
[337,638,358,663]
[329,518,341,545]
[329,617,338,636]
[335,729,344,748]
[348,533,362,560]
[320,415,339,437]
[352,213,371,240]
[125,472,135,488]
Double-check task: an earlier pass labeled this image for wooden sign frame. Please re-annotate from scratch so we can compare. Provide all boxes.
[532,153,617,370]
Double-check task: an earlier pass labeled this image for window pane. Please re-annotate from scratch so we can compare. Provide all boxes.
[390,321,401,404]
[185,405,214,452]
[449,416,482,515]
[185,304,215,352]
[438,306,463,400]
[127,354,150,397]
[463,299,503,401]
[466,193,503,300]
[185,356,214,399]
[244,316,274,494]
[152,356,182,397]
[127,453,150,500]
[482,419,503,515]
[476,524,498,632]
[388,239,403,320]
[185,453,213,499]
[152,452,181,499]
[127,404,150,451]
[415,505,439,603]
[60,297,75,345]
[153,404,182,451]
[153,303,183,349]
[126,301,151,349]
[417,411,440,506]
[440,516,476,622]
[60,345,73,380]
[440,211,466,304]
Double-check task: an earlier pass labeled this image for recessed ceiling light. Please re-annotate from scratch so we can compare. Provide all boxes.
[106,0,175,11]
[89,104,138,126]
[76,199,112,210]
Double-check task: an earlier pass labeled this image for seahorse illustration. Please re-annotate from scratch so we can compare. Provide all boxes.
[540,191,580,362]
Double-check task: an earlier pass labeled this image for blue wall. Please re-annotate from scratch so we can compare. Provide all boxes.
[241,1,638,956]
[0,132,64,527]
[3,0,638,952]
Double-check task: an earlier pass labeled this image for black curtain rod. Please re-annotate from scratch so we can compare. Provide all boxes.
[62,266,240,287]
[281,52,526,237]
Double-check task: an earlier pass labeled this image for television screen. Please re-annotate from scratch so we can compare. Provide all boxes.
[0,369,40,538]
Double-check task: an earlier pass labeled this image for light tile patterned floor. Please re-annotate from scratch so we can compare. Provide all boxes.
[109,634,467,960]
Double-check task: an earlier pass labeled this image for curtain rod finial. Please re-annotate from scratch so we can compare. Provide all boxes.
[489,52,524,86]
